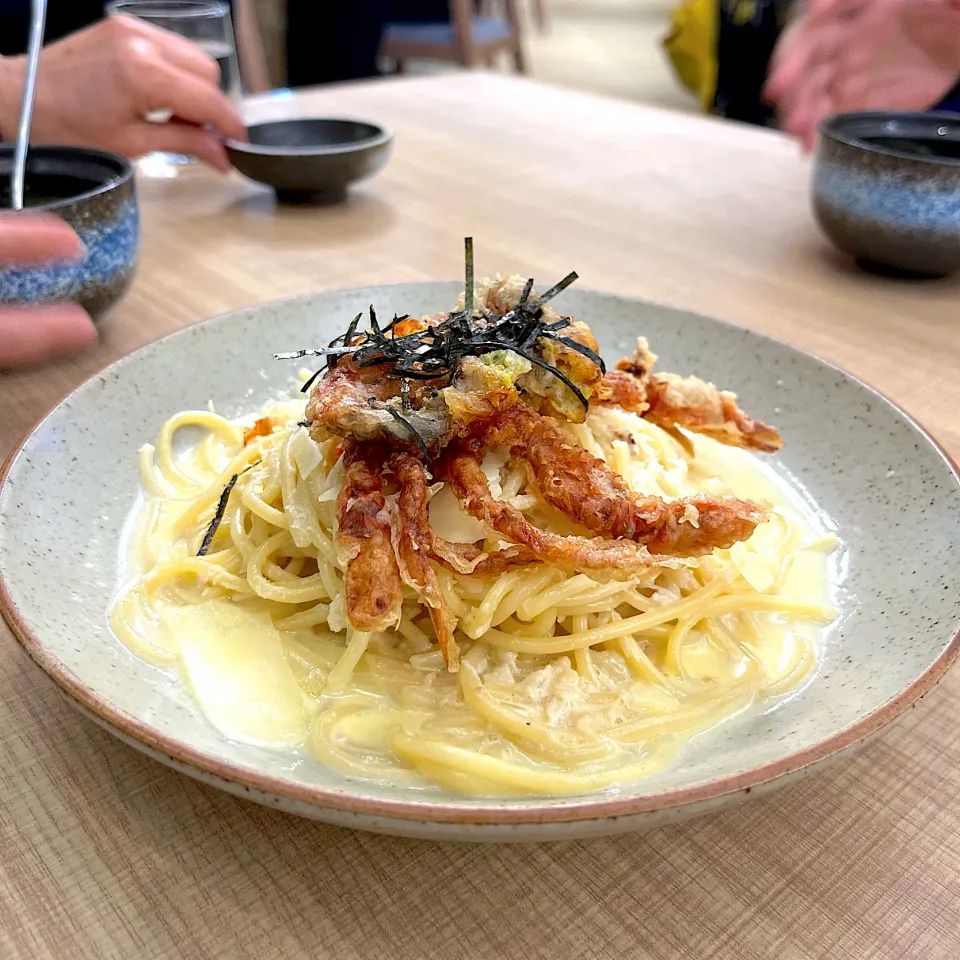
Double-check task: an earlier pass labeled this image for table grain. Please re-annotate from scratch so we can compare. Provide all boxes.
[2,74,958,960]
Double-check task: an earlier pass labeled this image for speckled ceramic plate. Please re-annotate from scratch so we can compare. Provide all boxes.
[2,283,959,841]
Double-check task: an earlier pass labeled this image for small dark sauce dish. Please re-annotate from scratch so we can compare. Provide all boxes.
[0,145,139,319]
[225,118,394,205]
[812,112,960,278]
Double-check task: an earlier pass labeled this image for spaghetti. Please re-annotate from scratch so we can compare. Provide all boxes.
[111,391,836,796]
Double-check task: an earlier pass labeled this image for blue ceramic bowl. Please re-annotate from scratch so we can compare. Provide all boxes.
[0,145,139,318]
[813,112,960,277]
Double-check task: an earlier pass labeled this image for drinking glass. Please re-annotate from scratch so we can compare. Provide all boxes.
[106,0,242,178]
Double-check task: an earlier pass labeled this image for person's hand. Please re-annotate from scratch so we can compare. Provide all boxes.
[0,214,96,369]
[0,15,246,170]
[765,0,960,150]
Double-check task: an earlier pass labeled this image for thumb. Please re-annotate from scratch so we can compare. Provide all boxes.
[0,213,84,266]
[0,302,97,368]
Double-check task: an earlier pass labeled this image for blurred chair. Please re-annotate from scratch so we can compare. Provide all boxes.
[246,0,287,88]
[528,0,547,31]
[481,0,547,32]
[381,0,527,72]
[236,0,272,92]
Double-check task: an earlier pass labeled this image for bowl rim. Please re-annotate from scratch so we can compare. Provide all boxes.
[819,111,960,166]
[0,143,134,212]
[2,282,959,827]
[225,116,394,157]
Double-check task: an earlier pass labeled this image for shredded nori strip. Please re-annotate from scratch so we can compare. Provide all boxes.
[299,366,327,394]
[197,462,258,557]
[548,334,604,370]
[518,277,534,306]
[275,239,603,409]
[464,236,474,320]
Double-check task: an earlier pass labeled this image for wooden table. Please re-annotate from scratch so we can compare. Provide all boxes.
[2,74,959,960]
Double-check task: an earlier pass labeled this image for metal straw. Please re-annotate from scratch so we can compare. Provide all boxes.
[11,0,48,210]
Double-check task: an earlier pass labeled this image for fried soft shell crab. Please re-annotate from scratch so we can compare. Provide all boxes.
[276,241,783,670]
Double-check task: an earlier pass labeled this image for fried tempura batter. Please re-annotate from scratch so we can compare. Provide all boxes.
[335,443,403,632]
[439,451,671,573]
[643,372,783,453]
[388,453,460,669]
[596,338,783,453]
[299,258,783,668]
[480,408,766,555]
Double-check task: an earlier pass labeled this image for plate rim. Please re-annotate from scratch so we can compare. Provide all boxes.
[3,282,960,826]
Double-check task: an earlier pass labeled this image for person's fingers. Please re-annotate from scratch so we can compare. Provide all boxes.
[791,59,832,125]
[137,60,246,141]
[766,0,870,103]
[764,50,803,104]
[900,0,960,70]
[765,22,821,103]
[149,32,222,86]
[122,120,231,171]
[804,0,871,28]
[111,13,220,85]
[829,0,908,112]
[804,0,858,19]
[0,213,83,266]
[0,302,96,368]
[782,60,835,150]
[802,102,828,150]
[791,87,833,151]
[782,97,820,150]
[765,59,801,105]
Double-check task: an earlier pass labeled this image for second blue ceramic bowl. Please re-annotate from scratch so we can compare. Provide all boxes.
[813,112,960,277]
[0,145,139,318]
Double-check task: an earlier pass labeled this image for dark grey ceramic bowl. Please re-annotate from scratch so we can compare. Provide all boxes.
[225,118,393,204]
[0,146,139,318]
[812,112,960,277]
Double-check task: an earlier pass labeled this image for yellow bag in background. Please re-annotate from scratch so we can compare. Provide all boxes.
[662,0,719,110]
